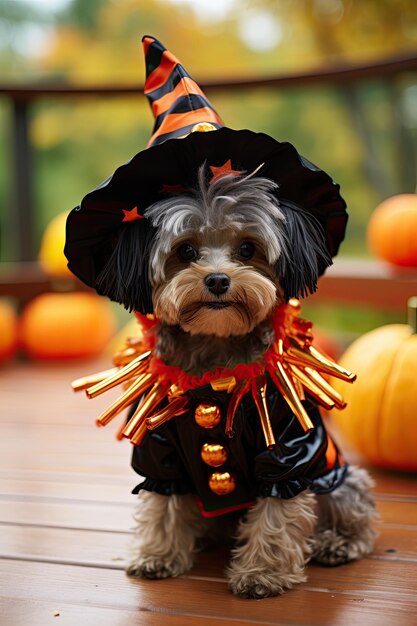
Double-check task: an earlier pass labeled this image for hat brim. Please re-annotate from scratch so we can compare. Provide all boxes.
[65,127,347,288]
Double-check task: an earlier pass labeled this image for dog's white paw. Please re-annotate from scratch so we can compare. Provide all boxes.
[126,554,191,579]
[313,528,374,566]
[227,569,302,599]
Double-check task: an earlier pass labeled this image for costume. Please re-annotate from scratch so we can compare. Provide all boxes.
[66,36,354,518]
[129,334,348,518]
[131,394,346,518]
[71,302,352,518]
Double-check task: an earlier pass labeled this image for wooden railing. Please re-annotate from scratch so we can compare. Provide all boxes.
[309,259,417,311]
[0,259,415,312]
[1,53,417,308]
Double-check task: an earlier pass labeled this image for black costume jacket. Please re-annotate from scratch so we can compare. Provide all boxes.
[131,379,347,518]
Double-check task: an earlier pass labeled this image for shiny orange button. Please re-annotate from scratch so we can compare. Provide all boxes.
[201,443,228,467]
[208,471,236,496]
[194,404,221,428]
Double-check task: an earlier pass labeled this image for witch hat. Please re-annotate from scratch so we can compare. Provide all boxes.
[142,35,223,147]
[65,36,348,314]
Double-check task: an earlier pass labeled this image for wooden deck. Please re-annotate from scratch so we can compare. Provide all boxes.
[1,358,417,626]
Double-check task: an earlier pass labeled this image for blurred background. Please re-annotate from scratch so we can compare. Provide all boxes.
[1,0,417,356]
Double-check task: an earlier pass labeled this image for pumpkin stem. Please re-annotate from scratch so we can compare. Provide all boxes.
[407,297,417,334]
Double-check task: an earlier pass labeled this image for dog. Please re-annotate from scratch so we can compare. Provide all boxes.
[65,36,376,599]
[94,165,376,598]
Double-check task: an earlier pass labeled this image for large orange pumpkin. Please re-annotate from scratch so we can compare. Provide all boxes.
[367,193,417,267]
[20,292,116,360]
[0,299,18,362]
[331,305,417,471]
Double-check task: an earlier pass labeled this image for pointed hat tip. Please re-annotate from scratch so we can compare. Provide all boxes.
[141,34,223,147]
[142,35,167,59]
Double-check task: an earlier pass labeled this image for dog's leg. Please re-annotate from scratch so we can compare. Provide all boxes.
[313,465,377,566]
[127,491,206,579]
[227,491,317,598]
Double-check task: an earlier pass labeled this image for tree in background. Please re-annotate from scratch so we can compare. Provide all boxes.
[0,0,416,261]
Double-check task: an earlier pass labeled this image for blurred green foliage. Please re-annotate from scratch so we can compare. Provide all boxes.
[302,302,406,349]
[0,0,416,336]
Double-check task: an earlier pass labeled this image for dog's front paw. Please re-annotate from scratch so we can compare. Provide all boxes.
[227,570,291,599]
[127,554,191,579]
[313,528,375,566]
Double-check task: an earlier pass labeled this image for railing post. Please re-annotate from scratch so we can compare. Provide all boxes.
[10,98,36,261]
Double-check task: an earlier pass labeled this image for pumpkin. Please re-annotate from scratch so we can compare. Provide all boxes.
[367,193,417,267]
[331,299,417,471]
[38,212,73,278]
[0,299,18,362]
[20,292,116,360]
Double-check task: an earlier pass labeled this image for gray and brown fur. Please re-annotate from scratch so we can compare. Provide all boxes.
[100,167,376,598]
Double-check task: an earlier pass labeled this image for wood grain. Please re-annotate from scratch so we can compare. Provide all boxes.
[1,359,417,625]
[1,559,417,626]
[1,522,416,568]
[2,598,244,626]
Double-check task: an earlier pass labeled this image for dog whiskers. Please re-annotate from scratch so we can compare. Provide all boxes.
[179,295,252,331]
[233,290,253,327]
[180,302,206,327]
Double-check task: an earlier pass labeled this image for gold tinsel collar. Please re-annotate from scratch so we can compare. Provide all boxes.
[72,299,355,449]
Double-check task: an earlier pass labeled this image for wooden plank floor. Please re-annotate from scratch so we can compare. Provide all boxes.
[1,359,417,626]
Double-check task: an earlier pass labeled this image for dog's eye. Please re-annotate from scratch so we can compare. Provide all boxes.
[238,241,255,260]
[177,243,198,262]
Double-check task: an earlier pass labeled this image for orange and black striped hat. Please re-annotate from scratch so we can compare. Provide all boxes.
[142,35,223,147]
[65,36,348,313]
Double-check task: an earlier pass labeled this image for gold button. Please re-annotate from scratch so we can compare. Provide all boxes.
[194,404,221,428]
[201,443,228,467]
[191,122,217,133]
[208,471,236,496]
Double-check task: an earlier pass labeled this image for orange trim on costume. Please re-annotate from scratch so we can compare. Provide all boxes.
[147,108,223,146]
[325,436,338,469]
[150,77,207,118]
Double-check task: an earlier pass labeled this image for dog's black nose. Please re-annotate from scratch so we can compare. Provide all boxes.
[204,273,231,296]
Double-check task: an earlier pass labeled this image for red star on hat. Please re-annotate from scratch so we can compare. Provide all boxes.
[122,207,143,223]
[209,160,242,184]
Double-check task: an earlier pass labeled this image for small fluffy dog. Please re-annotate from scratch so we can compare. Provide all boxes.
[95,166,376,599]
[65,35,376,599]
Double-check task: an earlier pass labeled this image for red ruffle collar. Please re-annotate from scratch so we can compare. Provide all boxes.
[134,303,306,392]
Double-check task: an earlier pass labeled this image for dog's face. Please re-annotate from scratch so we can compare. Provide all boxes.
[146,169,287,337]
[151,230,281,337]
[95,166,332,331]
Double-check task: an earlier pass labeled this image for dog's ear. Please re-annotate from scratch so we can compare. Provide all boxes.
[276,200,333,300]
[95,219,156,314]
